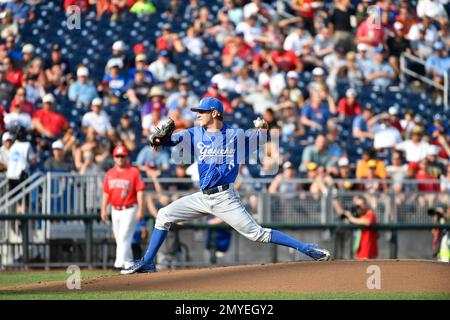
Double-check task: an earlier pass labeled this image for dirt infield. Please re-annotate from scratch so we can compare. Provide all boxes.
[3,260,450,293]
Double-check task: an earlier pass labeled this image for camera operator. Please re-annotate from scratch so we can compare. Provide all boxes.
[429,206,450,263]
[341,195,378,260]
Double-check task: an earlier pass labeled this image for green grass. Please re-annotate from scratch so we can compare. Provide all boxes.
[0,291,449,300]
[0,270,115,287]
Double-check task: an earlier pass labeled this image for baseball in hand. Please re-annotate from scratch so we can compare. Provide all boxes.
[253,117,265,129]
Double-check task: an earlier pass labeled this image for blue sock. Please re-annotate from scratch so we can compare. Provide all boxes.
[270,230,310,253]
[143,228,168,264]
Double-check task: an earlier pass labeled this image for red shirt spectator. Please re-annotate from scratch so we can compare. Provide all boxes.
[270,49,301,72]
[337,94,362,118]
[4,57,23,87]
[356,210,378,259]
[203,83,232,114]
[9,96,35,116]
[32,94,69,137]
[64,0,90,12]
[222,36,253,63]
[416,160,440,192]
[356,17,386,48]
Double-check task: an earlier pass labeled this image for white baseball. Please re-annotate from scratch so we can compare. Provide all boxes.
[254,118,264,129]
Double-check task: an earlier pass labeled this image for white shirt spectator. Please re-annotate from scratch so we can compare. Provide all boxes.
[81,110,113,136]
[416,0,448,20]
[407,23,439,43]
[6,140,35,180]
[211,73,237,92]
[258,72,286,97]
[142,115,168,134]
[284,30,312,56]
[0,145,10,168]
[148,60,179,82]
[4,112,33,130]
[372,124,403,149]
[395,140,430,162]
[243,1,275,20]
[235,76,257,94]
[236,21,262,45]
[182,36,205,56]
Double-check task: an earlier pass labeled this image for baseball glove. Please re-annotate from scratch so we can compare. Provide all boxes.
[148,118,175,150]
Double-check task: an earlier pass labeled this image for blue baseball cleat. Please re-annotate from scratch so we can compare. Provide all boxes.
[120,258,156,274]
[304,245,331,261]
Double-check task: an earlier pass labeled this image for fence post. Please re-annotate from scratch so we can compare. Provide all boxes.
[84,218,93,269]
[389,229,398,259]
[209,229,217,265]
[21,217,29,269]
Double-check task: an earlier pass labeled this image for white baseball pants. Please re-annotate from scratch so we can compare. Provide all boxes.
[111,206,137,269]
[155,187,272,243]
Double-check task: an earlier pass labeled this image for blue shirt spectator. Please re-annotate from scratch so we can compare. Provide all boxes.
[364,48,396,89]
[5,0,31,23]
[68,67,98,107]
[136,145,171,170]
[425,42,450,78]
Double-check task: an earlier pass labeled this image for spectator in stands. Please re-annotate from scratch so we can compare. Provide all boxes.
[68,66,98,107]
[368,111,403,150]
[3,56,23,87]
[310,165,334,199]
[142,101,168,137]
[127,53,155,84]
[32,93,69,139]
[341,195,378,259]
[5,0,32,24]
[269,161,301,216]
[129,0,156,17]
[44,44,71,77]
[193,6,214,35]
[0,64,15,102]
[81,97,115,139]
[408,16,440,44]
[270,43,303,73]
[400,109,416,136]
[387,150,408,194]
[78,150,103,175]
[210,67,236,93]
[337,88,362,119]
[416,0,448,25]
[364,47,396,89]
[9,86,34,115]
[356,12,387,50]
[243,81,276,115]
[4,97,33,131]
[356,149,388,180]
[107,40,130,72]
[148,50,179,83]
[141,85,167,117]
[126,70,152,108]
[5,34,21,61]
[313,26,334,59]
[235,65,257,95]
[396,127,431,163]
[300,134,332,172]
[136,140,171,173]
[283,24,313,57]
[301,89,336,132]
[64,0,91,13]
[17,43,34,71]
[0,131,12,171]
[0,10,18,40]
[353,103,375,142]
[329,0,353,52]
[44,140,75,173]
[387,22,411,74]
[416,158,440,207]
[290,0,316,35]
[326,125,344,166]
[116,114,136,153]
[182,26,206,56]
[308,67,326,92]
[23,73,44,105]
[206,11,234,47]
[425,42,450,100]
[102,59,127,102]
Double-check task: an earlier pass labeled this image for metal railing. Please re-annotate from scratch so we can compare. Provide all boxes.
[400,52,449,110]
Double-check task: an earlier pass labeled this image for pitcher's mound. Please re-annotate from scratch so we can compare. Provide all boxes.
[10,260,450,293]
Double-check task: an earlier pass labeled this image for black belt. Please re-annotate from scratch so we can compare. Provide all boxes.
[202,184,230,195]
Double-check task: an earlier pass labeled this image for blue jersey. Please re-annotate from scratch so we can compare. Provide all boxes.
[166,124,268,190]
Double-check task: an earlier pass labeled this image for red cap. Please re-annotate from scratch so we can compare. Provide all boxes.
[113,145,129,157]
[408,162,418,172]
[133,43,146,55]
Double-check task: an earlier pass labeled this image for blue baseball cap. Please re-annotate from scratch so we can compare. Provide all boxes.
[158,50,170,57]
[191,97,224,113]
[433,42,445,51]
[374,46,385,54]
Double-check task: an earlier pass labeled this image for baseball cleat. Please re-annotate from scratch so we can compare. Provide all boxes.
[120,258,156,274]
[304,245,331,261]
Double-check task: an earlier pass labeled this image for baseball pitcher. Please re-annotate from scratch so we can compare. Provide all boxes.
[102,146,145,269]
[121,97,330,274]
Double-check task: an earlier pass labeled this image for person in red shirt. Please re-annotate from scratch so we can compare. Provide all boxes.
[355,14,386,49]
[222,33,253,67]
[290,0,316,34]
[64,0,91,13]
[9,87,35,116]
[202,83,232,113]
[343,195,378,259]
[416,159,440,192]
[102,145,145,270]
[32,93,69,138]
[337,88,362,118]
[270,45,302,72]
[3,56,23,87]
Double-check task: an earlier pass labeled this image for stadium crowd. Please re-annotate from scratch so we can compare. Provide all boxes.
[0,0,449,201]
